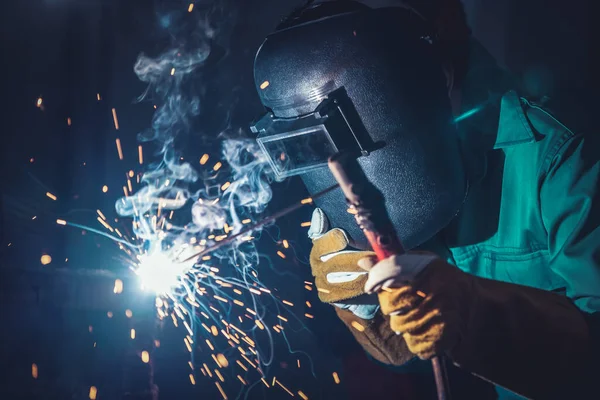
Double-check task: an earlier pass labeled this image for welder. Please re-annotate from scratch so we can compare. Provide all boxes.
[251,0,600,398]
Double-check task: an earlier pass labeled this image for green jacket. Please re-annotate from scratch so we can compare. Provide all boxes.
[446,90,600,315]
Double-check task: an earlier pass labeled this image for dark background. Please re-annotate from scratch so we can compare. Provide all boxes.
[0,0,594,399]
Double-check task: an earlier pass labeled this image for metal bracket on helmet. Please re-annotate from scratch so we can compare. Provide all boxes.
[251,87,374,178]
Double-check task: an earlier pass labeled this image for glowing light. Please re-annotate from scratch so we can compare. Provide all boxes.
[213,161,222,171]
[30,158,34,163]
[113,279,123,294]
[36,97,43,107]
[67,117,72,126]
[216,353,229,367]
[300,221,311,227]
[275,380,294,396]
[125,309,133,318]
[130,329,136,339]
[277,251,286,259]
[350,321,365,332]
[46,192,57,201]
[102,185,108,193]
[141,351,150,363]
[40,254,52,265]
[200,154,209,165]
[189,374,196,385]
[115,138,123,160]
[97,93,101,101]
[301,197,313,204]
[298,391,309,400]
[260,80,270,90]
[56,219,67,225]
[107,311,113,318]
[221,181,230,191]
[138,145,143,164]
[215,382,227,399]
[112,108,120,130]
[332,372,341,384]
[188,3,194,12]
[136,248,195,294]
[170,68,175,76]
[282,239,289,248]
[89,386,98,400]
[31,363,38,379]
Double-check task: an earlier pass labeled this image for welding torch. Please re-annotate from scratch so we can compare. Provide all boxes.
[328,151,451,400]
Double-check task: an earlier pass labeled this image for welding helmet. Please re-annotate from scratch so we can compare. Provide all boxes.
[251,1,467,249]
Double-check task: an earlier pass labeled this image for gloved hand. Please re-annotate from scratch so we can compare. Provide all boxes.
[308,208,378,319]
[309,208,416,366]
[360,252,468,360]
[360,251,595,399]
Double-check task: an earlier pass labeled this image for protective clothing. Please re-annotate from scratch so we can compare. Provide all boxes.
[308,208,375,306]
[351,90,600,399]
[252,1,467,250]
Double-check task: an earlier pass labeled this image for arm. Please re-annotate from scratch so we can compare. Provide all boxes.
[362,134,600,399]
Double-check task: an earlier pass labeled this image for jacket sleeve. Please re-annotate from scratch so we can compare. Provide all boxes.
[541,133,600,314]
[448,133,600,399]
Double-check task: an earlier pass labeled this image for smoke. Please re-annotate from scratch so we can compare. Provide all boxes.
[116,1,275,258]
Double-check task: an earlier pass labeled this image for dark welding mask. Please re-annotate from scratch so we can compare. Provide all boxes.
[252,1,467,249]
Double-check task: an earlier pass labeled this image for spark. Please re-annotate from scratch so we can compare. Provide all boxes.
[40,254,52,265]
[170,68,176,76]
[107,311,113,318]
[97,93,101,101]
[102,185,108,193]
[260,81,270,90]
[31,363,38,379]
[282,300,293,307]
[113,279,123,294]
[184,338,192,352]
[275,380,295,397]
[188,3,194,12]
[138,145,143,164]
[261,377,270,388]
[304,313,314,319]
[115,139,124,161]
[214,369,225,382]
[189,374,196,385]
[46,192,57,201]
[125,309,132,318]
[282,239,289,248]
[350,321,365,332]
[300,197,313,204]
[131,329,136,339]
[221,181,230,191]
[36,97,43,107]
[200,154,209,165]
[277,251,286,259]
[237,375,247,385]
[112,108,120,130]
[216,353,229,367]
[141,351,150,363]
[97,210,107,220]
[298,391,309,400]
[89,386,98,400]
[213,161,222,171]
[277,315,288,322]
[67,117,72,126]
[300,221,311,227]
[215,382,228,400]
[332,372,341,384]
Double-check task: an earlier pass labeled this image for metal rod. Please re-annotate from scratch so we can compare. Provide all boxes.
[178,183,340,264]
[328,152,451,400]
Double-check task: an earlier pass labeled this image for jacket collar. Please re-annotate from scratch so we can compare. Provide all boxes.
[493,90,536,149]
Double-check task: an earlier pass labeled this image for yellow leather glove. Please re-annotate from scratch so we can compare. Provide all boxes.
[361,252,469,360]
[309,208,377,310]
